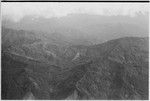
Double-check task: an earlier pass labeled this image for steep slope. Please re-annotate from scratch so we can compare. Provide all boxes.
[1,27,92,99]
[2,27,41,50]
[2,51,92,100]
[2,52,62,99]
[2,27,77,68]
[74,37,148,100]
[49,61,91,99]
[2,26,148,100]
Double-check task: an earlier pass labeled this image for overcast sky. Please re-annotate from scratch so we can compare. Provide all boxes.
[2,3,149,22]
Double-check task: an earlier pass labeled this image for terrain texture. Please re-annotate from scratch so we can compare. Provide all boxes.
[2,27,148,100]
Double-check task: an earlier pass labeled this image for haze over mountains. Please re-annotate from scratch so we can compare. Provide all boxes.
[3,12,149,44]
[2,3,149,100]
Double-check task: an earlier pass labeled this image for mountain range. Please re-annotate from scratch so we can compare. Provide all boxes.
[2,13,149,100]
[3,13,149,44]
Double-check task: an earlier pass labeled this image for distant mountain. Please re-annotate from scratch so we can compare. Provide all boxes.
[2,27,68,67]
[2,27,89,68]
[2,13,149,44]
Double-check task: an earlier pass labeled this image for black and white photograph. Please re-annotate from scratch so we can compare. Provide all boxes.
[1,2,149,100]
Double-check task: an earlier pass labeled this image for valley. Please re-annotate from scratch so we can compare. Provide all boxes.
[1,10,149,100]
[2,26,148,100]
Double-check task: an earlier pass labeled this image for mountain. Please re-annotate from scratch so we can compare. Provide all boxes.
[2,51,62,99]
[2,28,148,100]
[2,11,149,100]
[2,13,149,44]
[2,27,91,69]
[75,37,148,99]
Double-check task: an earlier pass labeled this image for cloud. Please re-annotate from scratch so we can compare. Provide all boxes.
[1,3,149,21]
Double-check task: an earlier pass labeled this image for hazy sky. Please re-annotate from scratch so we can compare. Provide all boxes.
[2,3,149,22]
